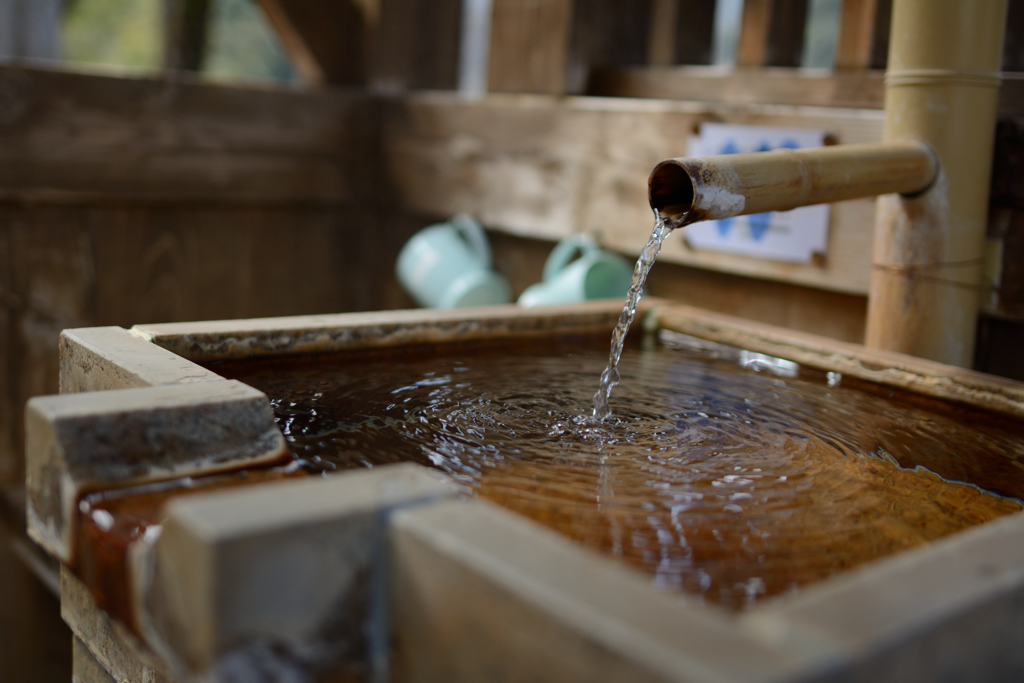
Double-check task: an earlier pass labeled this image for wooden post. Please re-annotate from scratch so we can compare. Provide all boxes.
[648,0,716,66]
[373,0,462,90]
[566,0,652,93]
[256,0,377,85]
[163,0,212,72]
[647,0,679,65]
[736,0,808,68]
[736,0,772,67]
[673,0,717,65]
[487,0,573,94]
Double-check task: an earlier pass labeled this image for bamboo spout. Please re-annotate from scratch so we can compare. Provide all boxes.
[648,140,937,224]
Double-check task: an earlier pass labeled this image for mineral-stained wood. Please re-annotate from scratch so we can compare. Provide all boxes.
[488,0,573,94]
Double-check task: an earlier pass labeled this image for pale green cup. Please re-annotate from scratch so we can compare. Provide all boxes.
[518,234,634,308]
[396,214,511,309]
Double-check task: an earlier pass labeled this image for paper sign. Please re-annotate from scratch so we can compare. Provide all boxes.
[684,123,829,264]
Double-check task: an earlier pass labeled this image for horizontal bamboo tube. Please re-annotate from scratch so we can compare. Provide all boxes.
[648,140,937,223]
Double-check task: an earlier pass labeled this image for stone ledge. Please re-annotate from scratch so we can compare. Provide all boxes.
[60,326,222,395]
[390,497,817,683]
[26,380,286,563]
[130,463,459,680]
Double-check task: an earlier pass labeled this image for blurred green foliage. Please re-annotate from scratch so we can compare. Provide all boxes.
[62,0,162,72]
[204,0,295,83]
[60,0,295,83]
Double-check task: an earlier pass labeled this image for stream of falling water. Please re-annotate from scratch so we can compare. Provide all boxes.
[593,212,682,420]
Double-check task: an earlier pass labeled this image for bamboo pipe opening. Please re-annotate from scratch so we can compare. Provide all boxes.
[648,140,938,224]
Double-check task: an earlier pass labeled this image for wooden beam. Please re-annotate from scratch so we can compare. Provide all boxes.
[255,0,376,85]
[835,0,878,70]
[162,0,212,72]
[590,66,886,109]
[588,66,1024,116]
[0,66,378,206]
[488,0,573,94]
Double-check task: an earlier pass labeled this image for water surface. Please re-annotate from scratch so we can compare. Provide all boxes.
[211,333,1024,609]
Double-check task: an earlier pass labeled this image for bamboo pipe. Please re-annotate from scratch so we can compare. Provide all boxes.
[648,140,937,224]
[865,0,1008,368]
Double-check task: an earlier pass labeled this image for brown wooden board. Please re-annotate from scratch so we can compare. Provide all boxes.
[488,0,573,94]
[566,0,652,93]
[372,0,462,91]
[0,66,379,205]
[379,91,885,296]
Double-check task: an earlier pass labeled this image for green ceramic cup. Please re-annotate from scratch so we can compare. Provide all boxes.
[518,234,634,308]
[396,214,511,309]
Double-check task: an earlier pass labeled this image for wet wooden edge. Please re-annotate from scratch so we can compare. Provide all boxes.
[57,301,1024,681]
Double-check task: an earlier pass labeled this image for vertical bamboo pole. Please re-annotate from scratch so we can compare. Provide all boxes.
[865,0,1008,368]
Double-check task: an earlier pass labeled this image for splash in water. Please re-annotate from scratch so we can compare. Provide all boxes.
[593,211,683,420]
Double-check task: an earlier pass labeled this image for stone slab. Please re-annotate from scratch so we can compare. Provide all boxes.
[131,462,458,680]
[26,380,285,563]
[747,512,1024,682]
[131,299,662,362]
[389,497,822,683]
[73,636,118,683]
[60,326,222,395]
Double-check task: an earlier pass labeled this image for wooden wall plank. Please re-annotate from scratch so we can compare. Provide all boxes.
[647,0,680,66]
[869,0,891,69]
[372,0,462,91]
[566,0,652,93]
[163,0,212,72]
[673,0,717,65]
[1004,0,1024,72]
[736,0,808,68]
[0,66,378,205]
[764,0,808,68]
[736,0,772,67]
[587,66,1024,116]
[589,66,886,109]
[0,208,95,485]
[380,92,885,296]
[835,0,878,70]
[488,0,573,94]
